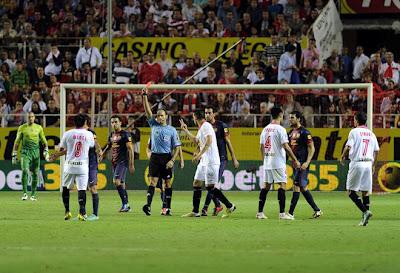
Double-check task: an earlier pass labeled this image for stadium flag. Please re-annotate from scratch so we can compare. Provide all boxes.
[312,0,343,68]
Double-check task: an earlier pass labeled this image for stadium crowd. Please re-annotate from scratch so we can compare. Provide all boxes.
[0,0,399,128]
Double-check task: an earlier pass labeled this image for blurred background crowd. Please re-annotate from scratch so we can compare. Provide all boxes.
[0,0,399,128]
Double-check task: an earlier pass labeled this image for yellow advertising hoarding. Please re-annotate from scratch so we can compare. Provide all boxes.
[90,37,307,65]
[0,128,394,161]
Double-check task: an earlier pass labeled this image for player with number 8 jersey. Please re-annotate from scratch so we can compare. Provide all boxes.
[50,114,95,221]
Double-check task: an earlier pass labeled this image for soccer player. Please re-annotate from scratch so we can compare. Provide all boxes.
[85,117,102,220]
[100,116,135,212]
[201,106,240,216]
[287,111,322,219]
[12,112,49,201]
[49,114,95,221]
[180,110,236,218]
[340,112,379,226]
[257,107,300,220]
[142,86,182,216]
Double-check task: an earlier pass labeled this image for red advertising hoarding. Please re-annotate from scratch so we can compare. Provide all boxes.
[341,0,400,14]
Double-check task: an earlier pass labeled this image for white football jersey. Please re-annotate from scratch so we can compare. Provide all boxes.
[260,122,289,169]
[60,128,95,174]
[196,121,220,166]
[346,126,379,162]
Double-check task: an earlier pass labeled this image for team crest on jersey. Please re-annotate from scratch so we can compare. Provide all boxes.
[112,135,121,142]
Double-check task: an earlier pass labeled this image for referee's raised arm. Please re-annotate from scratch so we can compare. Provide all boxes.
[142,85,153,119]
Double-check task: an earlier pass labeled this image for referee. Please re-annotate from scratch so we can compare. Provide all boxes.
[142,86,182,216]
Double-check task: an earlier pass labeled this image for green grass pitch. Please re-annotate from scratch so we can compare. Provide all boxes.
[0,191,399,273]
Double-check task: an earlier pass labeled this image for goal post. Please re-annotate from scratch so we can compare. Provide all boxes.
[59,83,373,190]
[60,82,374,134]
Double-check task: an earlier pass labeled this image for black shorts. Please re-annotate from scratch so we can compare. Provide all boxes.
[149,153,173,180]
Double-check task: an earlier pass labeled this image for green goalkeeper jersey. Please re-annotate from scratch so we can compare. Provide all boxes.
[15,123,48,152]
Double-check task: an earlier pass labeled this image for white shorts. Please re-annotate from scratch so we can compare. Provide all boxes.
[346,161,373,193]
[62,173,88,191]
[264,168,287,184]
[194,164,220,186]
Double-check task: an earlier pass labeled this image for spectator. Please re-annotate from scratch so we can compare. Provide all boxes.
[127,116,141,158]
[257,102,269,127]
[0,95,10,127]
[200,66,217,84]
[138,51,164,83]
[127,94,144,115]
[278,44,298,83]
[255,69,269,84]
[114,100,128,126]
[37,80,52,104]
[181,92,198,115]
[43,98,60,127]
[7,100,26,126]
[264,34,285,61]
[231,92,250,117]
[164,66,184,84]
[23,91,47,113]
[157,49,173,77]
[324,103,340,128]
[352,46,369,82]
[96,100,109,127]
[96,58,109,84]
[124,0,141,19]
[246,0,263,26]
[179,58,196,79]
[268,0,284,20]
[31,101,43,125]
[286,33,302,67]
[114,57,134,84]
[44,45,62,77]
[113,22,132,38]
[159,94,178,116]
[300,38,319,70]
[75,38,102,69]
[380,52,399,88]
[10,60,29,90]
[0,19,17,46]
[238,104,254,127]
[60,60,74,83]
[182,0,203,23]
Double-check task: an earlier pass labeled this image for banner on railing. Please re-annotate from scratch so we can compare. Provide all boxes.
[0,128,398,161]
[90,37,307,65]
[0,160,398,192]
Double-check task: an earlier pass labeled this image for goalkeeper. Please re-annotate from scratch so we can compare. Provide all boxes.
[12,112,49,201]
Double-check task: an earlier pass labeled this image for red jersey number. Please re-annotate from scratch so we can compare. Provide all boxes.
[74,141,83,157]
[362,139,370,156]
[264,136,272,151]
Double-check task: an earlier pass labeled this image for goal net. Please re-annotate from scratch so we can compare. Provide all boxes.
[58,83,376,192]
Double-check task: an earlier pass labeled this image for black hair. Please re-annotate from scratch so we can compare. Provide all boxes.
[74,113,87,128]
[193,109,205,120]
[271,107,283,119]
[110,115,121,121]
[291,111,306,126]
[355,111,367,125]
[204,105,215,112]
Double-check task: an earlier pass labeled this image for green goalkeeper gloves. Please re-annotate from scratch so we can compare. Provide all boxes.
[12,151,18,165]
[43,147,49,162]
